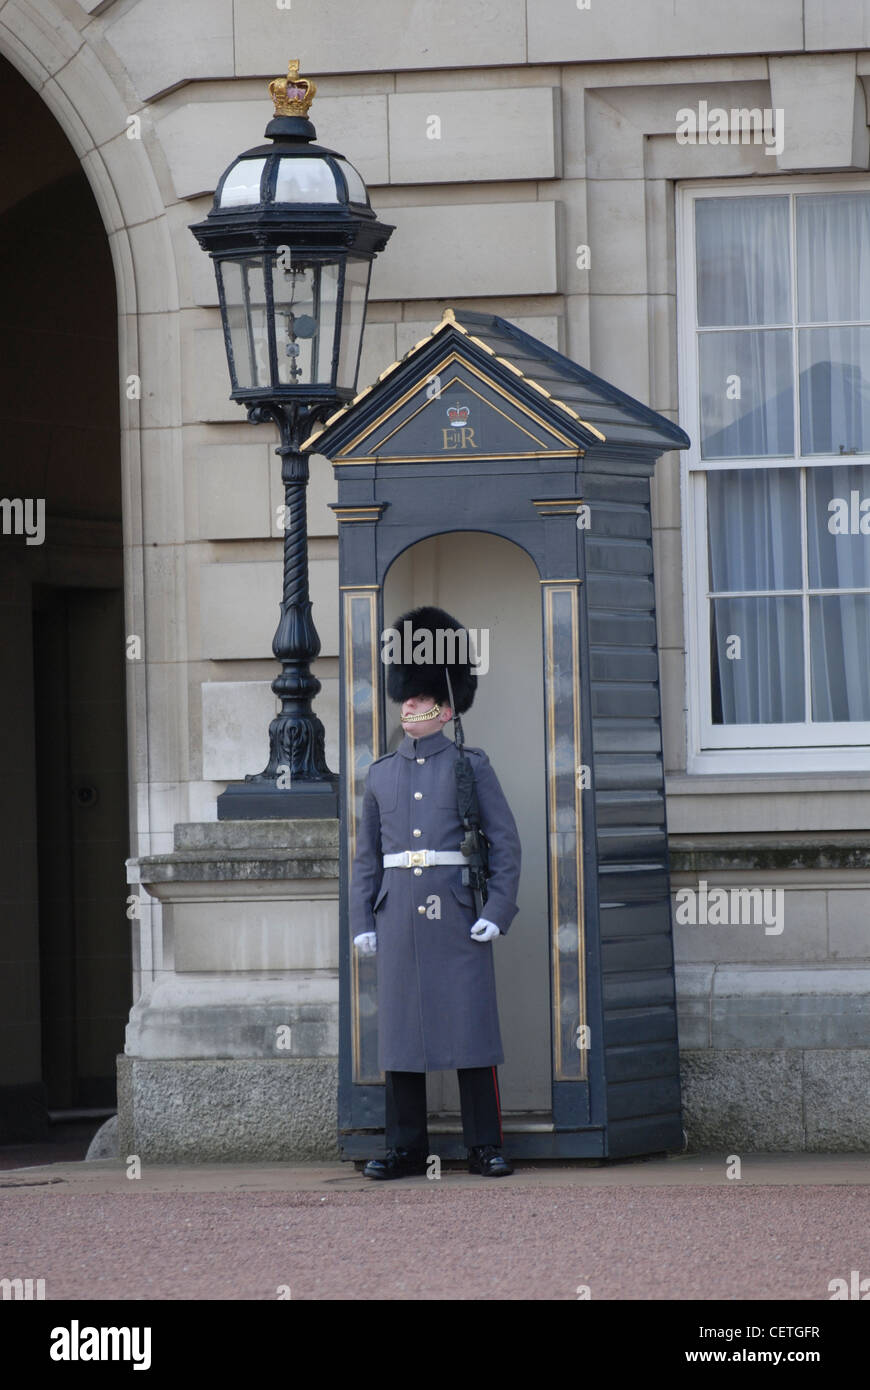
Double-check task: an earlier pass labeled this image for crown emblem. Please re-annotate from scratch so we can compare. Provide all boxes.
[269,59,317,117]
[447,405,470,426]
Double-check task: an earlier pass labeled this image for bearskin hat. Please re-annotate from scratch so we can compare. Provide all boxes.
[384,604,477,714]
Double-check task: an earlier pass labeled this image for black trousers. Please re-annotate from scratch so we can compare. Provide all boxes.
[385,1067,504,1152]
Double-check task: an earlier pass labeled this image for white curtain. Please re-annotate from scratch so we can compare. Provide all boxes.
[695,195,790,326]
[797,195,870,457]
[806,464,870,721]
[696,196,793,461]
[796,192,870,324]
[707,470,802,724]
[699,194,870,728]
[700,329,793,459]
[800,327,870,456]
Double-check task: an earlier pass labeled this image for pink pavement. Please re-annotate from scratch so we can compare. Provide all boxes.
[0,1154,868,1300]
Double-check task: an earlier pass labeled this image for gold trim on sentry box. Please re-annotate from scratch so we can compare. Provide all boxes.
[332,509,384,523]
[543,581,586,1083]
[366,371,555,455]
[302,306,607,449]
[337,351,577,455]
[302,308,461,449]
[335,351,583,457]
[343,588,380,1082]
[336,451,582,464]
[344,589,380,871]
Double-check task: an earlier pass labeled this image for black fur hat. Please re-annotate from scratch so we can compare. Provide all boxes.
[384,604,477,714]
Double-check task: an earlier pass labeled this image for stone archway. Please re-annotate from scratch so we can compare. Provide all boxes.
[0,7,182,1140]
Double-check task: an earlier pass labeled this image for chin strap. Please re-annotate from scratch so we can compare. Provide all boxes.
[403,703,442,723]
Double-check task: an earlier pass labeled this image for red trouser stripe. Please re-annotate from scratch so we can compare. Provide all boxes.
[492,1066,503,1145]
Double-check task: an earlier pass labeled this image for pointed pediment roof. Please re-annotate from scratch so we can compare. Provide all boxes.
[304,308,689,460]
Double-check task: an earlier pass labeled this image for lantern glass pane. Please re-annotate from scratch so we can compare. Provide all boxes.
[273,157,340,204]
[271,257,340,387]
[335,159,369,205]
[218,159,266,208]
[220,257,271,390]
[337,259,371,390]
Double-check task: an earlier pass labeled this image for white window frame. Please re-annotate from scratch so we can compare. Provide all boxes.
[677,174,870,774]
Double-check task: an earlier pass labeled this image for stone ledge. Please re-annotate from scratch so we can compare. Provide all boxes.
[679,965,870,996]
[670,833,870,872]
[133,852,339,885]
[667,773,870,794]
[173,819,339,852]
[129,818,341,885]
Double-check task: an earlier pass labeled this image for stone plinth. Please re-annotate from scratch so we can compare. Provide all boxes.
[121,819,340,1161]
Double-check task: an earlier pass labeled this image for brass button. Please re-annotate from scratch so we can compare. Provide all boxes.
[416,757,425,764]
[413,867,423,876]
[412,828,422,837]
[417,904,426,914]
[414,791,423,800]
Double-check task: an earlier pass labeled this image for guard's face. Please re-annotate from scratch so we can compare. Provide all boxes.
[401,693,452,737]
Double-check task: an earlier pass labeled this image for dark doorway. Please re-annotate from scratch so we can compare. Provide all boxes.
[33,586,131,1111]
[0,54,128,1142]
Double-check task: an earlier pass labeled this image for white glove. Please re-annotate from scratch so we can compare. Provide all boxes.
[470,918,500,943]
[354,932,377,955]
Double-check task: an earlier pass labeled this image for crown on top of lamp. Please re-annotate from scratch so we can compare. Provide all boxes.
[269,59,317,117]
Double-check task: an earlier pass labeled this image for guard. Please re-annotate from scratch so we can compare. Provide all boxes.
[351,605,522,1178]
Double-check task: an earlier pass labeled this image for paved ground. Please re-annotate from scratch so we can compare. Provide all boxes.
[1,1151,868,1300]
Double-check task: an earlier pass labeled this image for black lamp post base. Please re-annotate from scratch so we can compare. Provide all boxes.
[216,778,339,821]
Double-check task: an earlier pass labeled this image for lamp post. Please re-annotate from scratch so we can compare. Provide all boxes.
[190,61,394,820]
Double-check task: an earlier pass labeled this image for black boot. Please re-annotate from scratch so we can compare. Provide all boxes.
[468,1144,513,1177]
[363,1147,428,1180]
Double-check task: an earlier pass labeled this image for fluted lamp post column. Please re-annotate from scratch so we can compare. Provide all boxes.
[189,61,394,819]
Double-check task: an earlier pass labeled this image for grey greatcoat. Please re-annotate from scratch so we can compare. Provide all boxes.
[350,728,522,1072]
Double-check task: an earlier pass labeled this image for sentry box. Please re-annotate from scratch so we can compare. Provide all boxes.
[305,309,691,1161]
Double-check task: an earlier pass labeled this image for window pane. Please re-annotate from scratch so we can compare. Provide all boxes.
[336,159,369,205]
[699,330,793,458]
[708,468,801,592]
[273,157,340,203]
[272,260,339,387]
[799,327,870,456]
[711,597,804,724]
[796,192,870,324]
[218,159,266,208]
[337,260,370,390]
[315,263,340,382]
[806,463,870,589]
[695,196,790,327]
[219,258,269,389]
[811,595,870,721]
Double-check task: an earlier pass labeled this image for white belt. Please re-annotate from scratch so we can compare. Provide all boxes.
[383,850,467,868]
